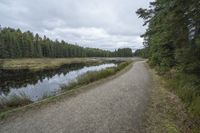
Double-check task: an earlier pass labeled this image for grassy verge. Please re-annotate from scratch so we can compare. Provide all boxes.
[61,61,132,90]
[165,73,200,132]
[0,58,101,71]
[144,68,192,133]
[0,61,132,119]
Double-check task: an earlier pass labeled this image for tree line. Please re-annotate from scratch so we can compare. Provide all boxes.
[136,0,200,75]
[0,26,133,58]
[134,48,148,58]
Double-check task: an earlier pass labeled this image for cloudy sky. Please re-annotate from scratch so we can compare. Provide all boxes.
[0,0,151,51]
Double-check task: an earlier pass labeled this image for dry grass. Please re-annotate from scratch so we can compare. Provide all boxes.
[0,58,99,71]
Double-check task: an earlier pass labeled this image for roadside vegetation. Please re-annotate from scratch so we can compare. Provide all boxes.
[145,69,193,133]
[166,73,200,132]
[0,61,132,117]
[136,0,200,131]
[62,61,132,91]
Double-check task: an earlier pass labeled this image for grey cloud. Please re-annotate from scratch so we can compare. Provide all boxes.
[0,0,152,51]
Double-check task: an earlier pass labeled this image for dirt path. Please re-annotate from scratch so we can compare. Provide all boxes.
[0,61,152,133]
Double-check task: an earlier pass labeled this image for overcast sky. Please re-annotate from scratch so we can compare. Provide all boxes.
[0,0,151,51]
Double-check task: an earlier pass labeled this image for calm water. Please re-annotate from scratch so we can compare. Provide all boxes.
[0,63,116,102]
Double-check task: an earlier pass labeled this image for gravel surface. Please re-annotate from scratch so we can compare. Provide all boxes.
[0,61,152,133]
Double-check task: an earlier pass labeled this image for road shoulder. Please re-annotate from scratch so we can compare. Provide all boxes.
[144,67,191,133]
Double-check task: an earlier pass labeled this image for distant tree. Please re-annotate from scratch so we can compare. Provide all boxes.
[114,48,133,57]
[0,26,133,58]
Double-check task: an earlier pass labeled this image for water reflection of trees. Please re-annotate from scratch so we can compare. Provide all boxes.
[0,63,86,94]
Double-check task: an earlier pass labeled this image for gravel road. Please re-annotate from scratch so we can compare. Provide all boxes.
[0,61,152,133]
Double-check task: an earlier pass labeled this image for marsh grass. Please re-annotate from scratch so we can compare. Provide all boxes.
[0,93,32,112]
[0,58,100,71]
[39,92,55,100]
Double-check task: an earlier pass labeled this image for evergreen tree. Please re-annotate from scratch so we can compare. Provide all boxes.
[0,26,133,58]
[136,0,200,74]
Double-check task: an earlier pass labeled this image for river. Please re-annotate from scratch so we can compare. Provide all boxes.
[0,63,116,102]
